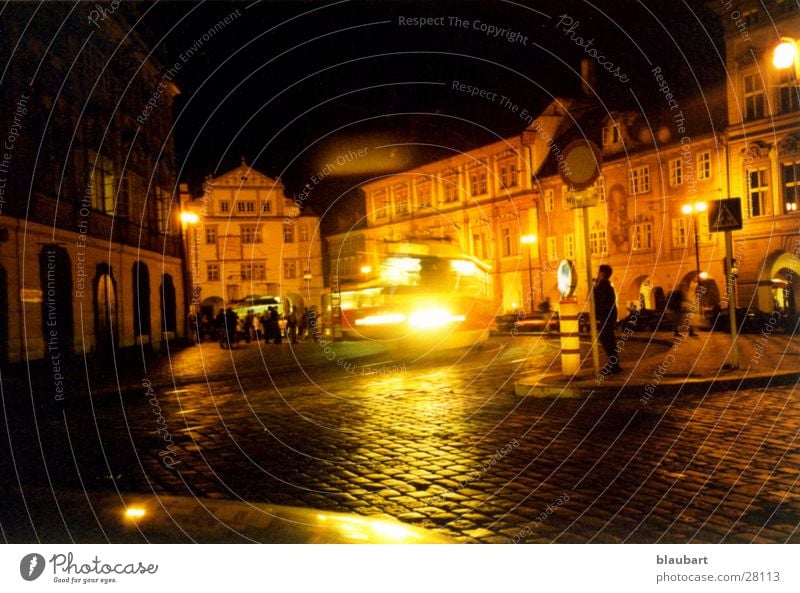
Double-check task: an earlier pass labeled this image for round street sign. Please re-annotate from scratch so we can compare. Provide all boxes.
[559,139,602,190]
[557,259,577,298]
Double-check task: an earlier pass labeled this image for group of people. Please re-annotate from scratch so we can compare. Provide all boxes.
[189,306,316,348]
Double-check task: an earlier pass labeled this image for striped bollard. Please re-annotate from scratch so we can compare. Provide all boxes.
[559,298,580,375]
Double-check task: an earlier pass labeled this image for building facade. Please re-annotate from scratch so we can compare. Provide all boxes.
[328,2,800,322]
[181,160,323,315]
[712,0,800,314]
[0,4,185,365]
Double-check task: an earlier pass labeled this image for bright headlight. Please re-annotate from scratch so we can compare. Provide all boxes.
[408,308,465,329]
[355,313,406,326]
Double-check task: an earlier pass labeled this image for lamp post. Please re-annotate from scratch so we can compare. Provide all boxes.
[180,210,199,341]
[520,234,537,314]
[681,201,707,289]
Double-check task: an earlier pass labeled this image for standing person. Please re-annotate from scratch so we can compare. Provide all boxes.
[667,290,683,337]
[299,308,309,342]
[269,307,282,344]
[286,307,298,343]
[594,264,620,374]
[243,310,255,343]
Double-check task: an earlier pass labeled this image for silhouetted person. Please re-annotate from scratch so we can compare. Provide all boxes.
[594,264,620,374]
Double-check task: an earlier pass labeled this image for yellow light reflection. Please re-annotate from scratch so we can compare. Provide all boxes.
[450,259,477,276]
[124,506,146,520]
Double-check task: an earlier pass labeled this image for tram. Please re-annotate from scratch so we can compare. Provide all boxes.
[330,240,494,349]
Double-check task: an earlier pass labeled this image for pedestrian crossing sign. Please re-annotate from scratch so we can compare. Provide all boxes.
[708,198,742,232]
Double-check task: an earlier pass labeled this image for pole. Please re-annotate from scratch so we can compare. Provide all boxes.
[725,230,739,369]
[582,206,600,375]
[526,245,534,314]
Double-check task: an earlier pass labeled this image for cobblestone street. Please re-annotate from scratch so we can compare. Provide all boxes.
[2,335,799,543]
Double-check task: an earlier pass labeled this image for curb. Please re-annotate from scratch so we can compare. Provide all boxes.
[514,369,799,399]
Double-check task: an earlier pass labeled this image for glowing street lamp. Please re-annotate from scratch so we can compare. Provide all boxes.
[773,37,799,76]
[681,201,707,286]
[520,234,537,314]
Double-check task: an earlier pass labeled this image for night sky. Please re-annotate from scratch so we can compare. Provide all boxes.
[137,0,724,233]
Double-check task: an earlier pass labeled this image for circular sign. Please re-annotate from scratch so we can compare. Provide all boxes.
[559,139,602,190]
[557,259,577,298]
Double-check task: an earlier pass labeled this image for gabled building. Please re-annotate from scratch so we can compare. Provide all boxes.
[181,159,323,315]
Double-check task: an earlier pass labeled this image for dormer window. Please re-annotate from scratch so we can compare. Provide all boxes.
[602,122,621,147]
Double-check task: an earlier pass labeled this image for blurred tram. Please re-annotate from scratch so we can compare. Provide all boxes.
[329,240,494,349]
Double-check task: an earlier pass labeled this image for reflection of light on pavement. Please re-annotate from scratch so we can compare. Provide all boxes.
[124,506,146,520]
[316,513,421,543]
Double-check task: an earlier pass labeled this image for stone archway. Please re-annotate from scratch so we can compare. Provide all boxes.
[39,245,73,356]
[759,249,800,313]
[93,263,118,353]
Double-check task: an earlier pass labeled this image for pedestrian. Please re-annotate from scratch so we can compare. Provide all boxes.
[287,307,298,343]
[667,290,684,337]
[270,308,282,344]
[260,311,271,343]
[215,309,227,347]
[300,308,309,342]
[594,264,621,374]
[244,309,255,343]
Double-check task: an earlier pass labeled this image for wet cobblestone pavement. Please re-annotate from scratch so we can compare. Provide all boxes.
[2,334,799,543]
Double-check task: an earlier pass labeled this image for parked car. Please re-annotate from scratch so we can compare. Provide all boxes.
[707,307,789,334]
[495,311,559,333]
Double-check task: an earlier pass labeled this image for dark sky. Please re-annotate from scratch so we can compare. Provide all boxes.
[135,0,725,233]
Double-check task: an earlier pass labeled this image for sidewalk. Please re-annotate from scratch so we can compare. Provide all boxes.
[514,330,799,398]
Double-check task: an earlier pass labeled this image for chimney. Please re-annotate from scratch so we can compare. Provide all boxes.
[581,58,596,97]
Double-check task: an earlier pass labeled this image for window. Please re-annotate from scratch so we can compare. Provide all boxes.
[283,260,297,279]
[261,200,272,213]
[283,224,295,242]
[546,236,557,262]
[697,151,711,180]
[417,183,431,208]
[778,69,800,114]
[595,176,606,202]
[629,165,650,195]
[748,168,769,217]
[782,161,800,212]
[442,175,458,202]
[242,263,266,280]
[544,188,555,212]
[501,227,518,257]
[499,163,518,188]
[88,150,115,213]
[236,200,255,213]
[156,187,172,234]
[207,263,220,282]
[602,123,620,147]
[563,233,574,259]
[590,229,608,255]
[219,200,230,214]
[470,172,487,196]
[395,188,409,215]
[299,223,309,242]
[373,190,388,218]
[205,226,217,244]
[632,221,653,251]
[744,73,765,120]
[671,218,688,248]
[669,158,683,186]
[240,225,261,243]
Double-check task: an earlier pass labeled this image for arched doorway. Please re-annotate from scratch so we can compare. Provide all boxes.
[133,262,151,344]
[39,245,73,356]
[758,250,800,313]
[93,263,118,353]
[160,273,177,335]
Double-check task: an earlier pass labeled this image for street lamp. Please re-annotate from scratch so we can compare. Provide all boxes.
[180,208,200,341]
[520,234,537,314]
[773,37,799,76]
[303,270,312,295]
[681,201,707,288]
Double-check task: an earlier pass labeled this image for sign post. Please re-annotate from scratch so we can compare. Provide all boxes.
[559,140,602,376]
[708,198,742,369]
